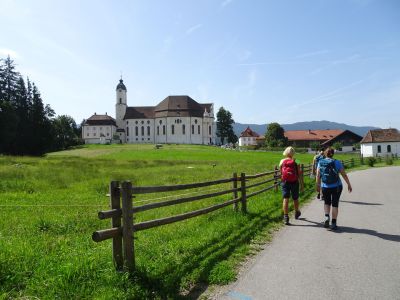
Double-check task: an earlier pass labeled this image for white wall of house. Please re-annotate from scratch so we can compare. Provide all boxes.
[361,142,400,157]
[239,137,257,147]
[82,125,116,144]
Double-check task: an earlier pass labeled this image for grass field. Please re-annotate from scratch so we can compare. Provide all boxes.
[0,144,360,299]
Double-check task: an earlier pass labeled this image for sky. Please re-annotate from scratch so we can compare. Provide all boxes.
[1,0,400,129]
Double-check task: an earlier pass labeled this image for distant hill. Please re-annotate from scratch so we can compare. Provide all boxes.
[233,121,380,137]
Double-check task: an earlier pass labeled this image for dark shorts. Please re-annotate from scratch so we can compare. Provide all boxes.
[281,181,299,200]
[322,186,343,207]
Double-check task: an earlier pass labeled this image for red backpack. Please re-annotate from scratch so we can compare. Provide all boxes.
[281,159,298,183]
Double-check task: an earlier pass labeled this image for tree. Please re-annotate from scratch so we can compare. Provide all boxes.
[216,107,237,145]
[332,141,342,151]
[310,141,320,151]
[52,115,80,150]
[265,122,287,147]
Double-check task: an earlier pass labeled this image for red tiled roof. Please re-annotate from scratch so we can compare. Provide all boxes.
[284,129,344,141]
[85,114,116,126]
[240,127,260,138]
[360,129,400,143]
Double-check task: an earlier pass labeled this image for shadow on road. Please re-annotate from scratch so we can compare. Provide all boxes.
[335,226,400,242]
[341,200,383,206]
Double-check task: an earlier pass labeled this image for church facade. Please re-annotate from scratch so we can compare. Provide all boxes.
[83,79,216,145]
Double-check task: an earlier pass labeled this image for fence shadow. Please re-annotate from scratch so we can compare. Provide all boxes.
[334,226,400,242]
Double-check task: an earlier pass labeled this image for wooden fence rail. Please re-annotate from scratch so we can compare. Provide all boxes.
[92,157,361,272]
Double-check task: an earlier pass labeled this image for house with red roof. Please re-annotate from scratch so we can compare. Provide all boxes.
[284,129,362,152]
[360,128,400,157]
[239,127,260,147]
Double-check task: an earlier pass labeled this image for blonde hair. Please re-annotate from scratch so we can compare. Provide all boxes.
[283,146,295,157]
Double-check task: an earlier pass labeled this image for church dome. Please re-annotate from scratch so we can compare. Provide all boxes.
[116,79,127,91]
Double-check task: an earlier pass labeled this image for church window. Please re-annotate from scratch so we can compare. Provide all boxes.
[163,125,166,135]
[209,126,211,135]
[135,126,138,136]
[142,138,144,141]
[157,126,159,135]
[171,125,175,135]
[119,98,122,104]
[136,138,138,141]
[141,126,144,136]
[377,145,381,153]
[147,120,150,124]
[147,126,150,136]
[135,121,138,124]
[194,119,198,124]
[107,133,109,136]
[198,125,200,134]
[192,125,194,134]
[126,121,129,124]
[100,127,102,130]
[141,121,144,124]
[387,145,391,153]
[159,120,162,125]
[87,133,89,137]
[94,133,96,136]
[182,124,186,134]
[126,127,129,136]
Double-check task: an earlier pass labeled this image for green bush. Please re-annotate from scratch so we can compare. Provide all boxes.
[385,156,393,165]
[367,157,376,167]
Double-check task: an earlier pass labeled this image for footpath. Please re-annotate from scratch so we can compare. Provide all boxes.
[211,167,400,300]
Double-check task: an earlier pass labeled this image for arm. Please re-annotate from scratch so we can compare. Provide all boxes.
[339,169,352,193]
[316,168,321,192]
[312,157,316,175]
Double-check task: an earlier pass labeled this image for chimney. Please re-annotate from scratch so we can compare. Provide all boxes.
[308,129,311,134]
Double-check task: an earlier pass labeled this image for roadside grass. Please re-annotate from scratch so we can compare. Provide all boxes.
[0,145,356,299]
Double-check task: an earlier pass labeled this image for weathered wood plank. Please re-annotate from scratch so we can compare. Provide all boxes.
[110,181,123,271]
[92,227,122,242]
[246,176,275,189]
[98,208,121,220]
[247,184,276,199]
[121,181,134,272]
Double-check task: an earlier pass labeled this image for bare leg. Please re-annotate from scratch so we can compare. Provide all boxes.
[324,204,330,215]
[332,207,338,219]
[283,198,289,214]
[293,199,299,212]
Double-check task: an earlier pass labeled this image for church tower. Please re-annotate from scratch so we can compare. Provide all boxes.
[115,78,127,129]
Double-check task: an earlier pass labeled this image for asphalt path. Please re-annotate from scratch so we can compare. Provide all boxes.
[213,167,400,300]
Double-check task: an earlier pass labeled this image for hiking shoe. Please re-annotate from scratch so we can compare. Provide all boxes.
[284,215,290,225]
[330,223,338,230]
[295,211,301,219]
[324,219,330,228]
[317,193,320,199]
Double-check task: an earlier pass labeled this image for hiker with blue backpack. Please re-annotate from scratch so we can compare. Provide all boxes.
[280,146,304,225]
[316,147,352,230]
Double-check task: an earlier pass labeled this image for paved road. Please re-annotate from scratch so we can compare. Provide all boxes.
[214,167,400,300]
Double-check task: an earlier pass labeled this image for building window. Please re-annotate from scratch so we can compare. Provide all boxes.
[141,126,144,136]
[126,121,128,125]
[147,126,150,136]
[171,125,175,135]
[377,145,381,153]
[135,127,138,136]
[192,125,194,134]
[141,121,144,124]
[194,119,198,124]
[87,133,89,137]
[135,121,138,124]
[209,125,211,135]
[163,125,166,135]
[157,126,159,135]
[147,120,150,124]
[100,127,102,130]
[107,133,109,136]
[159,120,162,125]
[94,133,96,136]
[126,127,129,136]
[387,145,391,153]
[119,98,122,104]
[182,124,186,134]
[198,125,200,134]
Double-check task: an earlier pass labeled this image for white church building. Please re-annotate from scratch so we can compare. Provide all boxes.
[82,79,216,145]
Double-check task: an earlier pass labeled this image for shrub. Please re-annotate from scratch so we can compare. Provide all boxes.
[385,156,393,165]
[367,157,376,167]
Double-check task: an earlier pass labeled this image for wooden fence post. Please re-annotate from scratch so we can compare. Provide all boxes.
[233,173,238,211]
[110,181,123,271]
[121,181,135,272]
[274,166,279,192]
[240,172,247,213]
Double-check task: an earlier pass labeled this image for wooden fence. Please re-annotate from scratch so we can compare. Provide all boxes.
[92,157,360,272]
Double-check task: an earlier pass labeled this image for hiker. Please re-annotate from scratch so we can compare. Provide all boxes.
[280,146,304,225]
[312,148,325,199]
[316,147,352,230]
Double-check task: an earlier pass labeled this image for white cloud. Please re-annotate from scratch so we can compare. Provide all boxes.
[0,48,20,59]
[186,24,203,35]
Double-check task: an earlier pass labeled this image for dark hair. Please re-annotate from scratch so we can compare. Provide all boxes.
[324,147,335,158]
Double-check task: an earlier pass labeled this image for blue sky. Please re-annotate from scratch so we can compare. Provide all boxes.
[1,0,399,129]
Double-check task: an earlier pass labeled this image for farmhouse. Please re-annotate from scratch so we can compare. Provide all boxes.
[284,129,362,151]
[83,79,216,144]
[238,127,260,147]
[360,128,400,157]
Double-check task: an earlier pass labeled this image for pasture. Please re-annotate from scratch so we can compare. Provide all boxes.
[0,145,355,299]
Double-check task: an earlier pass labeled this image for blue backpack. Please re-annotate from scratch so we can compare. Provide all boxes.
[319,158,339,184]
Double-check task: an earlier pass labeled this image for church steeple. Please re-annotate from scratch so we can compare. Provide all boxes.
[115,78,127,130]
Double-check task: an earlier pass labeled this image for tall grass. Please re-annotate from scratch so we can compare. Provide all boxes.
[0,145,354,299]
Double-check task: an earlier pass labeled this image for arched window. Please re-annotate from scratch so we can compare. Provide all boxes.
[192,125,195,134]
[135,127,138,136]
[163,125,166,135]
[182,124,186,134]
[141,126,144,136]
[119,98,122,104]
[387,145,391,153]
[147,126,150,136]
[377,145,381,153]
[126,127,129,136]
[209,125,211,135]
[198,125,200,134]
[171,125,175,135]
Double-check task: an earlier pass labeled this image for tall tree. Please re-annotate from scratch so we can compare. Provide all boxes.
[216,107,237,145]
[52,115,79,150]
[265,122,288,147]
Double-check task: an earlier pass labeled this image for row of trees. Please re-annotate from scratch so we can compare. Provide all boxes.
[0,56,81,155]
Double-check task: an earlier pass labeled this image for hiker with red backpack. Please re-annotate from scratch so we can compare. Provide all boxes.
[316,147,352,230]
[280,146,304,225]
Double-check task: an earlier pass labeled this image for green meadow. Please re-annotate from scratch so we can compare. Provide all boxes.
[0,145,356,299]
